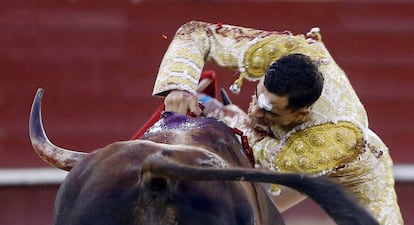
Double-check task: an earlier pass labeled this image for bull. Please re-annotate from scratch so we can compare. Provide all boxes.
[29,88,379,225]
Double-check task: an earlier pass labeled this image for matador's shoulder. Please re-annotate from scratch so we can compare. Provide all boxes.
[274,121,365,175]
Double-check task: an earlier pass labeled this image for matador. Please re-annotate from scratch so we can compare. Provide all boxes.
[152,21,403,225]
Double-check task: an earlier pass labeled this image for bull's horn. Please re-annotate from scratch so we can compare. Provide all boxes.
[29,88,87,171]
[142,153,379,225]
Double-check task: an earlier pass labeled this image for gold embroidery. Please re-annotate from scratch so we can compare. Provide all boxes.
[274,121,364,174]
[241,33,328,81]
[169,63,199,77]
[176,49,204,68]
[242,36,291,79]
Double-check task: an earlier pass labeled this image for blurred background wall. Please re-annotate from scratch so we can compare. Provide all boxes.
[1,0,413,224]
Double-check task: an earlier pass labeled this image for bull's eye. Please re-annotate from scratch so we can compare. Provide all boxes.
[149,177,168,191]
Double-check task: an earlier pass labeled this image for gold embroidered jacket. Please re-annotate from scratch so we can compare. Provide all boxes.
[152,21,403,225]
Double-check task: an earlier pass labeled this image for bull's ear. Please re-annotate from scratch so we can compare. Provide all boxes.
[29,88,88,171]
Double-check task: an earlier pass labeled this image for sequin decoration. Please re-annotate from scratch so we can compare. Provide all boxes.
[273,121,364,174]
[242,34,327,81]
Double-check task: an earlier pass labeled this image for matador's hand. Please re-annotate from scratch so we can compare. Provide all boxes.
[164,90,202,116]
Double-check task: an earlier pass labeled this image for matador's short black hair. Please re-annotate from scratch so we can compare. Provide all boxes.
[264,53,324,111]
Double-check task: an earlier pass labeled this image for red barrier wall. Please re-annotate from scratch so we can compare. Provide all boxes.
[1,1,413,224]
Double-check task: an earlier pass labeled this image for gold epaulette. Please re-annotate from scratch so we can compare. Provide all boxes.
[274,121,364,175]
[230,29,327,94]
[243,35,297,79]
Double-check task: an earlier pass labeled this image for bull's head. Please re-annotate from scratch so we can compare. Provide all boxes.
[30,88,280,225]
[29,88,379,225]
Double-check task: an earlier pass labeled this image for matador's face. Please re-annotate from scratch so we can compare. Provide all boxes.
[248,79,309,131]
